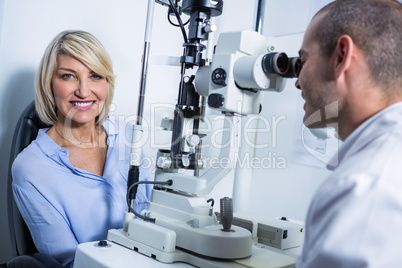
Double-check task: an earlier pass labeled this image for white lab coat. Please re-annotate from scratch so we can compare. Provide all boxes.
[297,102,402,268]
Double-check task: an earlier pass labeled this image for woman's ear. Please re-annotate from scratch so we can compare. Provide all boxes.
[334,35,354,79]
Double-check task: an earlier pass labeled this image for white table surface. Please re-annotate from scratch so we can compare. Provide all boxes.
[74,240,300,268]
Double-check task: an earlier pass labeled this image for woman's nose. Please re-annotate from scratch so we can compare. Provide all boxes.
[75,79,91,98]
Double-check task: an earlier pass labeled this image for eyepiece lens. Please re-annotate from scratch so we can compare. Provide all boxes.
[293,58,302,77]
[261,52,289,75]
[276,54,289,74]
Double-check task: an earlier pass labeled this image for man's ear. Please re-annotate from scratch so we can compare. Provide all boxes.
[334,35,354,79]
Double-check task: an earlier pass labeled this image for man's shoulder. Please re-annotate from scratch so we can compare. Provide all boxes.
[332,119,402,184]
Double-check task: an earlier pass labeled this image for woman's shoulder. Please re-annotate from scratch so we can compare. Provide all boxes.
[13,133,45,163]
[12,129,55,183]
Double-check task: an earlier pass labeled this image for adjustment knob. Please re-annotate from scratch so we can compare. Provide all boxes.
[203,24,217,34]
[186,135,200,147]
[157,156,172,169]
[98,240,108,247]
[208,94,225,108]
[211,68,227,86]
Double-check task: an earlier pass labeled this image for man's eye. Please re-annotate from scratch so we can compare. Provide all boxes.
[295,58,304,77]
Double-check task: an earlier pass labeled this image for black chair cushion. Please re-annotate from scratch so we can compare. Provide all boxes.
[7,101,51,257]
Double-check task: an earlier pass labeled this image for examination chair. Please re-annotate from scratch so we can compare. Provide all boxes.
[7,101,62,268]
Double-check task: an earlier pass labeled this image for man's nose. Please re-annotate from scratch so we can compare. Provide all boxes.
[295,79,301,90]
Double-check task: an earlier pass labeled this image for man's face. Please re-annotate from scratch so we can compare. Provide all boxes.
[295,14,339,129]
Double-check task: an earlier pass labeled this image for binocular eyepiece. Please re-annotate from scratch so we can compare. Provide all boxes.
[262,52,302,78]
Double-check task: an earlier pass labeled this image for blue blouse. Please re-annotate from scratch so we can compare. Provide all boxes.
[12,118,151,266]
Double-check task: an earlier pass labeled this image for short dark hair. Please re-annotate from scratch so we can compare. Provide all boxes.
[315,0,402,89]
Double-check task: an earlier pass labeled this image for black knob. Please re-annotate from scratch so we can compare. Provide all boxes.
[208,94,225,108]
[220,197,233,232]
[211,68,227,86]
[98,240,108,247]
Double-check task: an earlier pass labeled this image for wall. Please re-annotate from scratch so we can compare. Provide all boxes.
[247,0,335,220]
[0,0,335,263]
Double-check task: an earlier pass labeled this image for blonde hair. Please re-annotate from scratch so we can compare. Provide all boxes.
[35,30,116,126]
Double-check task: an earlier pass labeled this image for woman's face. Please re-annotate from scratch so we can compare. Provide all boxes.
[52,54,108,126]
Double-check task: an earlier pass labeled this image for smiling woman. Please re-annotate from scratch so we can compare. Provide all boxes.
[49,53,109,162]
[52,54,108,125]
[10,31,151,267]
[35,31,115,128]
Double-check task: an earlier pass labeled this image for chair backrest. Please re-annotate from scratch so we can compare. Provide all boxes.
[7,101,51,257]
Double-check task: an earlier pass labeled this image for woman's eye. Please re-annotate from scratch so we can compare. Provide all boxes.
[60,74,74,80]
[91,74,104,80]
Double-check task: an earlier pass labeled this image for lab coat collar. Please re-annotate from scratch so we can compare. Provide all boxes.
[327,101,402,171]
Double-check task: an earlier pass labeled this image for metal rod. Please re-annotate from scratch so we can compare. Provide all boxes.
[136,0,156,126]
[137,42,150,125]
[255,0,266,34]
[177,59,187,106]
[170,48,187,162]
[128,0,155,212]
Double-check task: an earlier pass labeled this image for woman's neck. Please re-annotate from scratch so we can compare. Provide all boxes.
[53,120,103,148]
